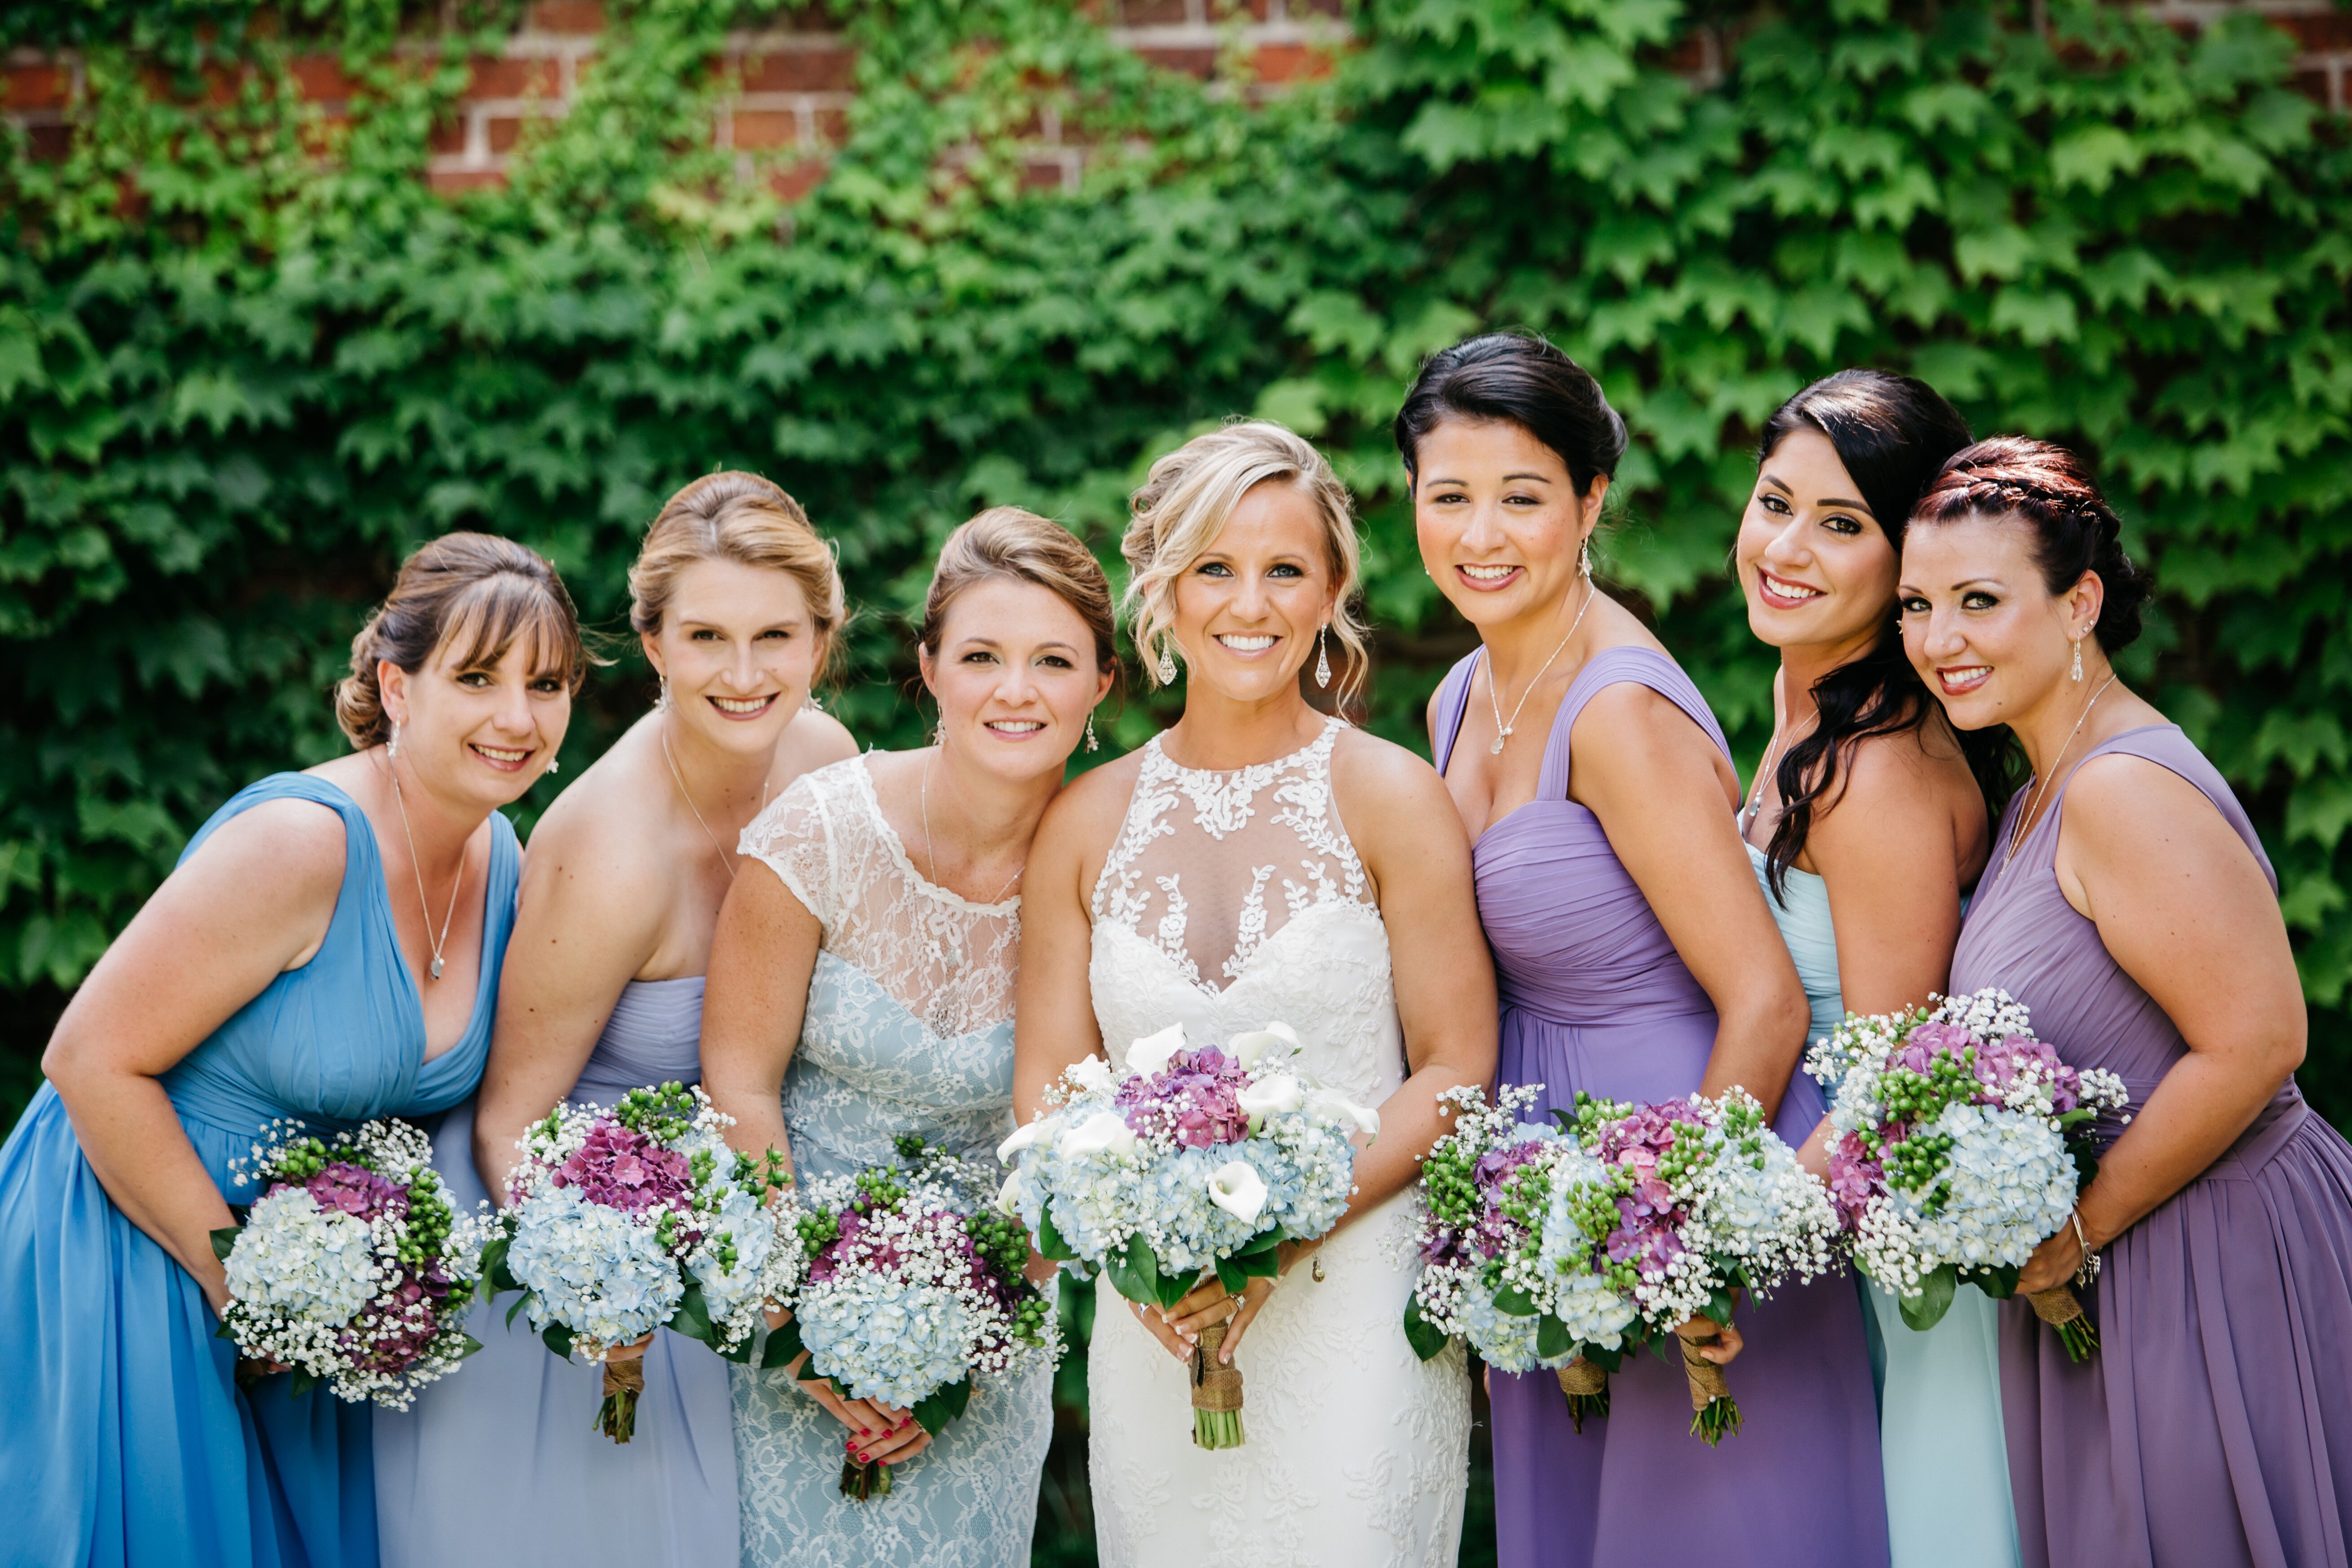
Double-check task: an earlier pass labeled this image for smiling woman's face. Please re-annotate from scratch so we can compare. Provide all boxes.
[923,575,1110,786]
[1899,510,2087,731]
[1166,479,1336,706]
[1412,416,1603,631]
[643,556,823,757]
[1736,426,1898,657]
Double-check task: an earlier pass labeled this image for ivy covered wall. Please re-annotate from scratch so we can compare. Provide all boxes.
[4,0,2350,1147]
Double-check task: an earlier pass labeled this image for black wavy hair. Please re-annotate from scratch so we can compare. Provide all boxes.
[1754,370,2014,895]
[1393,332,1627,497]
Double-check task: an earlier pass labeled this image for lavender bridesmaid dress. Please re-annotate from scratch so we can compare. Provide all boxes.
[1950,724,2352,1568]
[1435,646,1888,1568]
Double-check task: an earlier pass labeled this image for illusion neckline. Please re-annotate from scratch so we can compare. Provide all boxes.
[1145,714,1343,780]
[845,755,1023,917]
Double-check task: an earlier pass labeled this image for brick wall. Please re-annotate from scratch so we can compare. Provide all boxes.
[2,0,2341,199]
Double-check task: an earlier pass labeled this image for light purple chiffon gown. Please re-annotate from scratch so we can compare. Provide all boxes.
[1950,724,2352,1568]
[1435,646,1888,1568]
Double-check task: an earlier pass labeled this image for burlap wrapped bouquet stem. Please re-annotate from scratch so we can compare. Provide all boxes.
[1555,1356,1610,1433]
[1676,1328,1741,1444]
[2025,1282,2101,1360]
[597,1352,647,1443]
[1191,1320,1246,1448]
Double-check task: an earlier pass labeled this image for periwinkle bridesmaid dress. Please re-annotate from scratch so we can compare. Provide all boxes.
[1434,646,1887,1568]
[1950,725,2352,1568]
[1749,844,2019,1568]
[372,976,739,1568]
[0,774,515,1568]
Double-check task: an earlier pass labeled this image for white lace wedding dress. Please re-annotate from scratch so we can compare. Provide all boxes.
[1085,718,1470,1568]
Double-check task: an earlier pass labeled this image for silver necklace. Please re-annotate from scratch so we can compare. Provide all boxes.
[1741,726,1784,833]
[662,720,738,881]
[920,748,1023,970]
[1485,576,1596,755]
[1998,672,2121,881]
[386,755,464,981]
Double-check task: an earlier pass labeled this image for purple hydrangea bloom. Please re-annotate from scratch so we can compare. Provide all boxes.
[296,1161,406,1223]
[552,1121,693,1213]
[1116,1047,1251,1149]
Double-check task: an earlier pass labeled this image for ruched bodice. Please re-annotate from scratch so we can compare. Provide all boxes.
[572,975,706,1103]
[1436,643,1888,1568]
[1951,723,2352,1568]
[1457,648,1723,1028]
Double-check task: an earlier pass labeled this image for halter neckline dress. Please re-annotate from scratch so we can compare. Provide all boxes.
[1435,644,1887,1568]
[1950,723,2352,1568]
[0,772,515,1568]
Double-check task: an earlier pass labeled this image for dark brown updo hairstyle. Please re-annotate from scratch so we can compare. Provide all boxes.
[335,532,590,749]
[629,471,846,687]
[920,507,1120,681]
[1752,371,2010,896]
[1394,331,1628,497]
[1912,437,2153,651]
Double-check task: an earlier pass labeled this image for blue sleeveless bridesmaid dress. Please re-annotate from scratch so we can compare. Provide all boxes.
[0,773,515,1568]
[1748,846,2019,1567]
[1434,646,1887,1568]
[374,976,740,1567]
[1952,726,2352,1568]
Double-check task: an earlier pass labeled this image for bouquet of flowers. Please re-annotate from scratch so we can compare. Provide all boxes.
[1557,1089,1841,1442]
[763,1136,1059,1500]
[211,1117,490,1409]
[1807,988,2131,1361]
[1400,1085,1638,1431]
[483,1082,801,1441]
[998,1021,1376,1449]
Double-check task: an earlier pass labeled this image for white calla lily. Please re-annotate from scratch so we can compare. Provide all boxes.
[995,1169,1023,1216]
[997,1118,1053,1163]
[1236,1072,1304,1119]
[1205,1160,1269,1226]
[1066,1056,1115,1097]
[1060,1110,1138,1160]
[1125,1023,1187,1078]
[1227,1021,1301,1067]
[1310,1089,1382,1140]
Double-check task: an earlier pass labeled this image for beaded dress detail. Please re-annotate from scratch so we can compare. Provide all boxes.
[1084,718,1471,1568]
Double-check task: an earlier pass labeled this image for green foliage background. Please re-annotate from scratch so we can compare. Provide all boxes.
[3,1,2347,1558]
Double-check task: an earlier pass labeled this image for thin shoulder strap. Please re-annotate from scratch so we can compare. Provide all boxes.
[2048,725,2277,894]
[1431,651,1481,777]
[1537,646,1731,802]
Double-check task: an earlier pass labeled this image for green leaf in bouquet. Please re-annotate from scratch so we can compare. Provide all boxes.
[542,1322,575,1360]
[1705,1288,1738,1328]
[718,1334,755,1365]
[910,1376,972,1435]
[760,1315,807,1370]
[1900,1264,1958,1332]
[1215,1255,1249,1296]
[505,1294,530,1329]
[210,1225,242,1262]
[214,1318,237,1340]
[1583,1343,1626,1374]
[289,1369,319,1397]
[1402,1295,1451,1362]
[1536,1312,1572,1361]
[671,1282,715,1347]
[455,1333,485,1361]
[1105,1239,1167,1309]
[1493,1285,1539,1317]
[479,1236,518,1296]
[1035,1206,1077,1263]
[1235,1228,1282,1258]
[1974,1265,2020,1300]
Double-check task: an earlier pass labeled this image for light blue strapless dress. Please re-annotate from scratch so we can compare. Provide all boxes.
[374,976,739,1568]
[730,757,1050,1568]
[1749,843,2021,1568]
[0,773,514,1568]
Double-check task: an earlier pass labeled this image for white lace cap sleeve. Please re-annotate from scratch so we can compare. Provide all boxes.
[737,768,843,932]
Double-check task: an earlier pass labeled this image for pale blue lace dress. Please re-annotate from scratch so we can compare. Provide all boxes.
[730,757,1050,1567]
[1750,844,2020,1568]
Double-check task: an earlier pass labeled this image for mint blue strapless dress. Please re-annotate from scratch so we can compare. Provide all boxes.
[374,976,740,1567]
[0,773,515,1568]
[1749,844,2020,1568]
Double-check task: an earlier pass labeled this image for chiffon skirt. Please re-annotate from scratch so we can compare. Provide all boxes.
[2002,1097,2352,1568]
[0,1085,375,1568]
[1869,1279,2020,1568]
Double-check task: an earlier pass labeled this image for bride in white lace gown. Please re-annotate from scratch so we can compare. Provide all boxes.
[1015,423,1498,1568]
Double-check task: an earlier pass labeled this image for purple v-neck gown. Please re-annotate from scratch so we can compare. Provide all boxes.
[1950,724,2352,1568]
[1435,645,1888,1568]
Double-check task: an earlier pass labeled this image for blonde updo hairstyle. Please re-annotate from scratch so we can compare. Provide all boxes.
[628,471,846,687]
[918,507,1120,681]
[1121,419,1369,705]
[335,532,589,749]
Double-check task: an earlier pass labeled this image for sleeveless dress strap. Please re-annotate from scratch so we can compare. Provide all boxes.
[2027,724,2278,893]
[1537,645,1731,802]
[1431,650,1482,777]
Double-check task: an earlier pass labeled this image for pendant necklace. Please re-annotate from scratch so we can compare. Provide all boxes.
[921,747,1024,970]
[1998,672,2120,882]
[387,755,464,981]
[1486,576,1597,754]
[663,719,741,881]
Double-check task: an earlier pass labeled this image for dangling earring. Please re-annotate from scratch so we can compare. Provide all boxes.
[2071,638,2083,682]
[1156,641,1177,685]
[546,757,560,775]
[934,715,948,749]
[1314,624,1332,691]
[656,675,672,711]
[386,722,399,759]
[1579,533,1594,579]
[1084,712,1100,753]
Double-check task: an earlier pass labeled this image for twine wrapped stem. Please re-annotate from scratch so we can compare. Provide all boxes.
[1191,1320,1246,1449]
[2026,1284,2100,1362]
